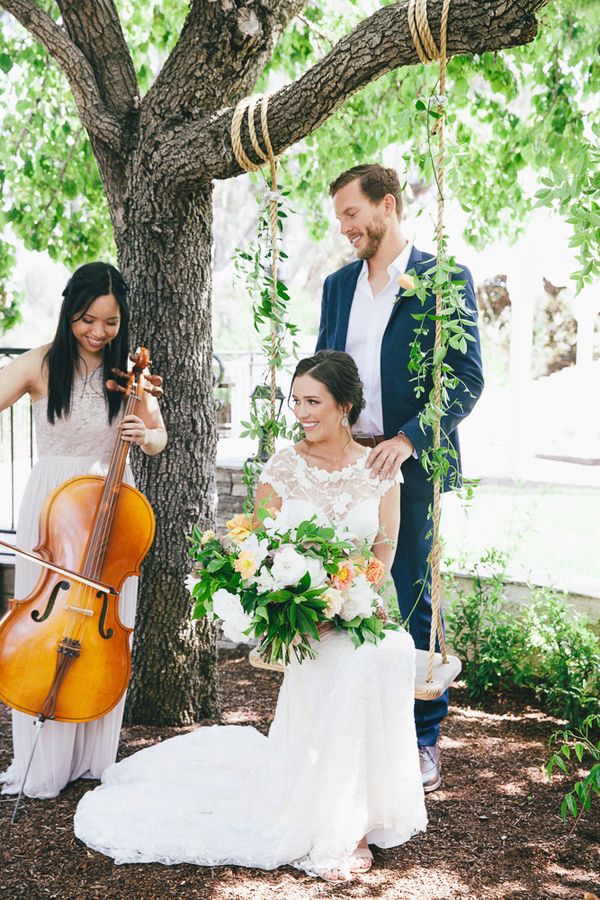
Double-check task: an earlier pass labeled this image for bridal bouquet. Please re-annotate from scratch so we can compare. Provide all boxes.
[187,504,398,665]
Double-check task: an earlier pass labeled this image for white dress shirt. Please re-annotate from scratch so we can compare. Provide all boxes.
[345,243,413,435]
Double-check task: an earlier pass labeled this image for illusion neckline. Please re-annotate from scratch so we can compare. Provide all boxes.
[290,443,370,476]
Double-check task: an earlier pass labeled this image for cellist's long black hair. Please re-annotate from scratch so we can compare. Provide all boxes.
[45,262,130,424]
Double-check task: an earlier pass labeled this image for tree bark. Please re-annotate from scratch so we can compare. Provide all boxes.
[115,158,219,724]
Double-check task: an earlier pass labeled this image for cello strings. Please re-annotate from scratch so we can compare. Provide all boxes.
[76,371,141,646]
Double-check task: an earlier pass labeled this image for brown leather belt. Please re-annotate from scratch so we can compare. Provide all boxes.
[354,435,386,448]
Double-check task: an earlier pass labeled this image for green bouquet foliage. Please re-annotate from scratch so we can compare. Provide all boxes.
[187,508,398,666]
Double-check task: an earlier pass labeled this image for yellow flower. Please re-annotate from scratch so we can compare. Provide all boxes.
[234,550,258,580]
[200,530,217,545]
[226,513,253,543]
[397,273,415,292]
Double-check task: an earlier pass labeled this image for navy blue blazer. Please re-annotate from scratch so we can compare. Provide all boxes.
[316,246,484,499]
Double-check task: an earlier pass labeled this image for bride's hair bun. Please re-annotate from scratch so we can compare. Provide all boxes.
[292,351,365,426]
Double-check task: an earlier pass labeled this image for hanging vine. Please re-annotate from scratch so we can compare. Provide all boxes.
[229,97,300,511]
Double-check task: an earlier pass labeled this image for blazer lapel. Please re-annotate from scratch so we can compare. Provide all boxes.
[384,246,435,333]
[335,260,362,351]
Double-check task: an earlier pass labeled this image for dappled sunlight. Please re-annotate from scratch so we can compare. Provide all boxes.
[221,710,264,726]
[359,865,486,900]
[451,705,559,726]
[496,780,531,798]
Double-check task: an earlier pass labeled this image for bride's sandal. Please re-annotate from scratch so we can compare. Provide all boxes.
[349,847,373,873]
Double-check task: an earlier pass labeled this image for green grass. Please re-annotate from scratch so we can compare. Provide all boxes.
[442,483,600,588]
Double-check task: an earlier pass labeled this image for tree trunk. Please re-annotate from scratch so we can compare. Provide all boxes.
[114,166,218,725]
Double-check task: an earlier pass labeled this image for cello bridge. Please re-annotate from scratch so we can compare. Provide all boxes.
[65,605,94,617]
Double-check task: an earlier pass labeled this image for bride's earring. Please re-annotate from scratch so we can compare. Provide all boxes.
[341,413,349,428]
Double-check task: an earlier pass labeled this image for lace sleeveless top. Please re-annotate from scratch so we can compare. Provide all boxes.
[259,445,402,544]
[33,367,123,461]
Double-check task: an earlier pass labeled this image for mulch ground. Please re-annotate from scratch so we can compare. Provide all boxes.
[1,647,598,900]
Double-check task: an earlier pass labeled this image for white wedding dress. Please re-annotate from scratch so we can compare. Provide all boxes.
[74,446,427,876]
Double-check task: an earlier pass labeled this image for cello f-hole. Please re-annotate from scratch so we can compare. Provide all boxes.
[31,581,70,623]
[97,592,114,640]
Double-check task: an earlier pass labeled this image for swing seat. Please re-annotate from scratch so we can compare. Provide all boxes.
[414,648,462,700]
[249,646,462,700]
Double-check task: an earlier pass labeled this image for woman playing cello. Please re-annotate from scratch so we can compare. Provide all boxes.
[0,262,167,799]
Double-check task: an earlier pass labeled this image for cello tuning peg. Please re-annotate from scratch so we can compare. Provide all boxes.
[147,374,163,387]
[144,386,164,398]
[106,379,128,394]
[111,368,129,380]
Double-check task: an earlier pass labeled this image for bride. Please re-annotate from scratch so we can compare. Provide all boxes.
[74,350,427,882]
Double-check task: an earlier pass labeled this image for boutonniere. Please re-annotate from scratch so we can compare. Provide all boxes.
[395,273,415,302]
[397,273,415,291]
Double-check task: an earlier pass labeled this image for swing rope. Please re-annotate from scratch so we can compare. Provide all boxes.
[231,95,280,457]
[408,0,452,681]
[235,2,458,692]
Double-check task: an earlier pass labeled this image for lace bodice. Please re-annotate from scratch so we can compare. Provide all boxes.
[259,445,402,544]
[33,367,122,461]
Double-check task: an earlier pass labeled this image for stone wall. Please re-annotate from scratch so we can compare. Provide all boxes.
[216,463,246,530]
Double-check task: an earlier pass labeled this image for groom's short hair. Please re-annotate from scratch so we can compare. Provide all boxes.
[329,164,403,219]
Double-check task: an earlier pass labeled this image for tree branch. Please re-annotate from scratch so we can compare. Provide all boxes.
[55,0,138,118]
[160,0,549,187]
[143,0,306,120]
[1,0,123,151]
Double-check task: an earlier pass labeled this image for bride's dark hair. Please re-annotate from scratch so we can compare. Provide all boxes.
[291,351,365,426]
[45,262,130,425]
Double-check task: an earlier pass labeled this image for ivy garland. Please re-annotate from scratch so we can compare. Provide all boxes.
[233,185,300,512]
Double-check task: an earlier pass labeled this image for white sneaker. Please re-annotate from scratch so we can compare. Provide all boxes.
[418,741,442,793]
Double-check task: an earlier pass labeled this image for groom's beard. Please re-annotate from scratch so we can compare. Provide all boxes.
[357,217,387,260]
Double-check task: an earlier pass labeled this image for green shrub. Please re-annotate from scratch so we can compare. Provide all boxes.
[521,590,600,724]
[445,549,528,700]
[445,551,600,725]
[547,715,600,828]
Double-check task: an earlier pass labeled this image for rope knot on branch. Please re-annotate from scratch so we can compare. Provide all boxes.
[408,0,451,65]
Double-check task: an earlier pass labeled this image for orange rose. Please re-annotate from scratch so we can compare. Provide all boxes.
[365,558,385,585]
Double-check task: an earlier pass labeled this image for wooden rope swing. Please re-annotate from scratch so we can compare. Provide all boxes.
[233,0,462,700]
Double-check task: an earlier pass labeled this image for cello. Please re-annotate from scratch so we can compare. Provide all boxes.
[0,348,162,813]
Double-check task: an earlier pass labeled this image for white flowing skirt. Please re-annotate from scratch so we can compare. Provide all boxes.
[74,627,427,876]
[0,455,138,799]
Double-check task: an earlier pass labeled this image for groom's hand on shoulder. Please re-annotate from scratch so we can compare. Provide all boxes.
[367,434,414,480]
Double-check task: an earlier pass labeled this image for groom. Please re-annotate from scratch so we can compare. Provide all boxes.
[316,164,484,792]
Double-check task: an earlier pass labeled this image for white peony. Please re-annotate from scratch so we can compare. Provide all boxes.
[251,567,278,593]
[270,545,327,589]
[267,501,333,536]
[220,616,253,644]
[271,545,310,588]
[339,575,377,622]
[304,554,328,589]
[212,588,253,643]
